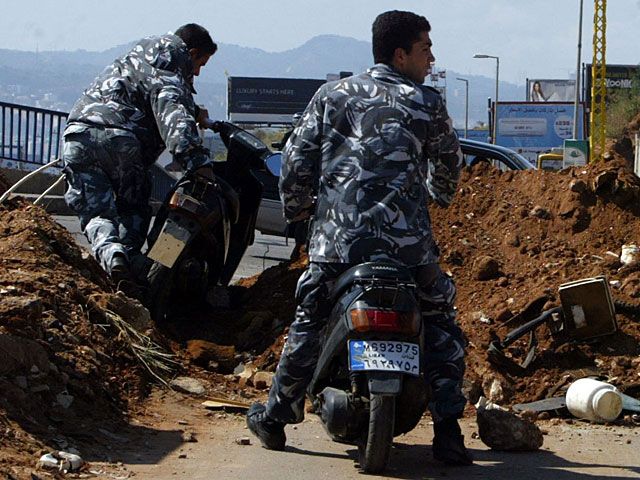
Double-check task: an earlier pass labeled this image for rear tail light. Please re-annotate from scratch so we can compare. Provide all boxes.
[350,309,421,335]
[169,192,201,214]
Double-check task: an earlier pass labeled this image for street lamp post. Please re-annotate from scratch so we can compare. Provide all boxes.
[474,54,500,144]
[456,77,469,138]
[573,0,584,139]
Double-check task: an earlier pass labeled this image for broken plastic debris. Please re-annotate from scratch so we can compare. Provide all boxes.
[202,396,251,411]
[38,451,84,473]
[475,396,508,411]
[620,244,639,266]
[38,453,59,469]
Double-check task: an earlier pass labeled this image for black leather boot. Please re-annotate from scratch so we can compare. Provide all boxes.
[246,403,286,451]
[432,417,474,466]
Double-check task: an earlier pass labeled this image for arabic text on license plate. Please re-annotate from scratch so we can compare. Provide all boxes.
[349,340,420,376]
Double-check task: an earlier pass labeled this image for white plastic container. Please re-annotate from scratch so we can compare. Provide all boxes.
[565,378,623,423]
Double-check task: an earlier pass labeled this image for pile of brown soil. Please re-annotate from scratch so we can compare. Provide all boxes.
[0,201,160,477]
[432,158,640,406]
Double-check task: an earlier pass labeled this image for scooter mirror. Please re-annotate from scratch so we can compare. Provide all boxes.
[264,153,282,177]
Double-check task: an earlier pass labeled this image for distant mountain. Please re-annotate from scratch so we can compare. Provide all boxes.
[0,35,525,126]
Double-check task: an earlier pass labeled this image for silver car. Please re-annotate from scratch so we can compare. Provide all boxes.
[255,139,535,237]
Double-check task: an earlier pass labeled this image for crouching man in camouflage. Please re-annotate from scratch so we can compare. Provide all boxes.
[62,24,217,288]
[247,10,472,465]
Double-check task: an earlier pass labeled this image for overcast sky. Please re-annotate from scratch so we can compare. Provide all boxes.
[1,0,639,84]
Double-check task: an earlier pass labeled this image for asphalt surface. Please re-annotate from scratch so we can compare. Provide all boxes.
[53,215,294,281]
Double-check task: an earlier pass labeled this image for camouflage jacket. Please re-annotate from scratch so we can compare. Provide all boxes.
[280,63,463,266]
[65,34,210,170]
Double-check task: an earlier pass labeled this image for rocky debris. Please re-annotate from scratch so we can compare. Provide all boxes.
[472,256,501,281]
[170,376,206,395]
[236,437,251,445]
[252,371,274,390]
[186,340,236,372]
[181,431,197,443]
[477,408,544,451]
[88,292,153,332]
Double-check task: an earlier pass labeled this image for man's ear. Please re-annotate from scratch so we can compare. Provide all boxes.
[392,47,407,68]
[188,48,200,60]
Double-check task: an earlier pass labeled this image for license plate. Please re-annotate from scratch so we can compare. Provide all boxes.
[348,340,420,376]
[147,217,192,268]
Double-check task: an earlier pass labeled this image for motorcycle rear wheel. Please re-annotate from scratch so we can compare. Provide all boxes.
[358,394,395,474]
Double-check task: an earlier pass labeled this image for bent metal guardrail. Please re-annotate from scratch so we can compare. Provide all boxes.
[0,100,175,201]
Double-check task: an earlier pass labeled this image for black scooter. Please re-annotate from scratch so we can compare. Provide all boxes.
[307,261,429,474]
[144,121,274,321]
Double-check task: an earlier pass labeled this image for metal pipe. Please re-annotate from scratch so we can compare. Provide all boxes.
[0,158,61,204]
[34,173,66,206]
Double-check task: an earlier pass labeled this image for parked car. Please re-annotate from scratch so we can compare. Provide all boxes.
[254,139,536,236]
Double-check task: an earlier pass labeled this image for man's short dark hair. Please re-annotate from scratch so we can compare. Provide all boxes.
[175,23,217,55]
[372,11,431,64]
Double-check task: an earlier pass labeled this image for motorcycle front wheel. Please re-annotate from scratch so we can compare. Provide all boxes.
[358,394,395,474]
[146,260,174,323]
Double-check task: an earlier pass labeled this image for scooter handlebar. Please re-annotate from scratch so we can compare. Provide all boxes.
[201,119,223,133]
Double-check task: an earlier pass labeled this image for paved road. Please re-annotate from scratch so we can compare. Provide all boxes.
[98,391,640,480]
[54,215,294,282]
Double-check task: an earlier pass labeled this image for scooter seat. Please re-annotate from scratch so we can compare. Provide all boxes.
[329,262,415,304]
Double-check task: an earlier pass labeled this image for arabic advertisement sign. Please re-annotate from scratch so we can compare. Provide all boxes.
[584,64,640,105]
[495,102,585,163]
[527,79,576,102]
[227,77,325,124]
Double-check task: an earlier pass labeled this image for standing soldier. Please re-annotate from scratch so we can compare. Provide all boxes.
[62,23,217,288]
[247,10,473,466]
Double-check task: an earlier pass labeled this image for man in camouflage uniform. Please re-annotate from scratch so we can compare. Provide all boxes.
[62,23,217,284]
[247,11,472,465]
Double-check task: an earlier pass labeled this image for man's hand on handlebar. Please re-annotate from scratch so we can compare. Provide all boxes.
[198,116,222,133]
[194,165,215,181]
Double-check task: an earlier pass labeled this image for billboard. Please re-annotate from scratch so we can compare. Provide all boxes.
[495,102,586,163]
[527,79,576,102]
[455,129,490,143]
[584,64,640,105]
[227,77,325,124]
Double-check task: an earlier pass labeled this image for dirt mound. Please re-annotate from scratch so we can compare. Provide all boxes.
[431,159,640,406]
[0,201,162,477]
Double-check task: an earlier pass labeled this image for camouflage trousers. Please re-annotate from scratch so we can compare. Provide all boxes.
[62,126,152,274]
[266,261,467,424]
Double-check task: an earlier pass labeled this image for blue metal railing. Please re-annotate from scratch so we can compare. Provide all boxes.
[0,100,176,201]
[0,101,68,165]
